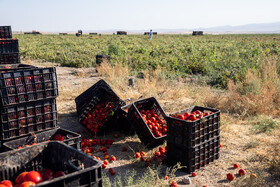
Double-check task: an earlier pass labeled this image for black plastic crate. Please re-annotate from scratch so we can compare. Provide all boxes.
[167,106,220,148]
[0,26,12,39]
[0,52,20,64]
[0,141,102,187]
[75,79,118,115]
[0,98,57,141]
[78,85,125,135]
[127,97,167,148]
[0,67,58,106]
[167,136,220,173]
[2,127,81,151]
[116,103,134,134]
[0,39,19,53]
[0,64,35,72]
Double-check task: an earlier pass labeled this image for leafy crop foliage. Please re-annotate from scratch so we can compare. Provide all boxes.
[16,34,280,88]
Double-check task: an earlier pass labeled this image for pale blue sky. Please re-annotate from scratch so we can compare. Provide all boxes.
[0,0,279,32]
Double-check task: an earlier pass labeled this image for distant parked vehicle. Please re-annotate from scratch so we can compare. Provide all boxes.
[117,31,127,35]
[24,30,42,35]
[192,31,203,36]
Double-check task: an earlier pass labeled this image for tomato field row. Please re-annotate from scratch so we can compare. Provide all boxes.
[16,34,280,88]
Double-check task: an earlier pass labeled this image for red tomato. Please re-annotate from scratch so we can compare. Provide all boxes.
[239,169,246,176]
[24,171,42,184]
[110,155,116,162]
[0,180,13,187]
[42,169,54,181]
[53,171,65,178]
[159,147,165,154]
[54,134,64,141]
[227,173,235,181]
[170,180,178,187]
[155,151,161,157]
[0,184,8,187]
[203,112,209,116]
[101,164,106,169]
[19,181,36,187]
[109,168,115,175]
[234,163,239,168]
[140,151,146,156]
[15,172,29,184]
[189,114,197,121]
[177,114,185,120]
[103,160,109,165]
[135,152,141,158]
[184,112,190,117]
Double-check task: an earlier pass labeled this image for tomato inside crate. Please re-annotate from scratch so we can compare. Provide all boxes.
[77,82,125,135]
[0,141,102,187]
[127,97,167,148]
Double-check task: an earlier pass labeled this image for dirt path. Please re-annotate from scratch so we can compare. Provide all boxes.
[23,60,280,187]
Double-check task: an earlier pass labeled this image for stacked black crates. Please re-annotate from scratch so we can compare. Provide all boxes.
[166,106,220,172]
[0,26,80,152]
[0,26,20,64]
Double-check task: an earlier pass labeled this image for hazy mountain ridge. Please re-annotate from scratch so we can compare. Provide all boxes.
[83,22,280,34]
[201,22,280,33]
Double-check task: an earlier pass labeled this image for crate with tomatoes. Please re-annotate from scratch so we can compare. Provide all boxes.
[127,97,168,148]
[2,127,81,151]
[166,106,220,172]
[0,141,103,187]
[76,80,125,135]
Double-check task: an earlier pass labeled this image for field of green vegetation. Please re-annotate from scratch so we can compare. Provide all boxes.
[15,34,280,186]
[16,34,280,88]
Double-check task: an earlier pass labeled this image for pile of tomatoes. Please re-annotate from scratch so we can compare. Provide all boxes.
[81,137,114,156]
[171,110,214,121]
[81,101,116,134]
[0,169,65,187]
[140,109,167,137]
[134,146,167,167]
[81,137,116,175]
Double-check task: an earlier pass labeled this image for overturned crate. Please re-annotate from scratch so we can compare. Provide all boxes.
[0,141,102,187]
[75,79,125,135]
[127,97,167,148]
[166,106,220,172]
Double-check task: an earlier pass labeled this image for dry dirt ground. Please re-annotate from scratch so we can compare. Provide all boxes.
[23,60,280,187]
